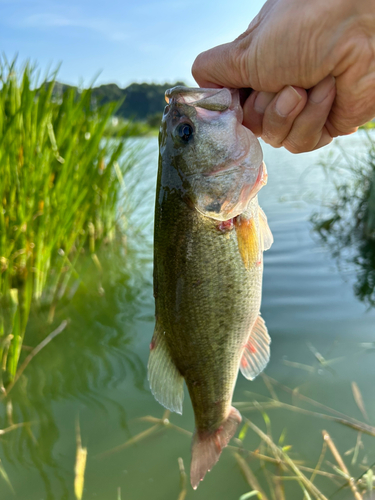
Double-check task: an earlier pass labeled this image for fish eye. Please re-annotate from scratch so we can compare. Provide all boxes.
[176,123,193,142]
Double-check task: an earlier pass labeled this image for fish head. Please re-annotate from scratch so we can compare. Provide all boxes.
[160,86,267,221]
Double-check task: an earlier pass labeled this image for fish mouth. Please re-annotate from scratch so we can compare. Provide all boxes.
[165,86,232,112]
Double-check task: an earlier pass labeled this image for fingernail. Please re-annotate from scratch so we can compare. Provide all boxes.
[309,76,336,104]
[275,86,302,117]
[254,91,274,114]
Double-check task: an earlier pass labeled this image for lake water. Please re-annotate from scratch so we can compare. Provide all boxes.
[1,133,375,500]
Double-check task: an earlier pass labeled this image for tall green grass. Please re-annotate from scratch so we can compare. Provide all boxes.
[0,58,136,387]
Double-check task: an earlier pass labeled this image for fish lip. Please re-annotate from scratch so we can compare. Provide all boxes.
[165,86,232,111]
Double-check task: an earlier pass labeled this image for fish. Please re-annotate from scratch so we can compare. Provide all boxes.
[148,86,273,489]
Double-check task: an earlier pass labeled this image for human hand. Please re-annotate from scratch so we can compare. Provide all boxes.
[192,0,375,153]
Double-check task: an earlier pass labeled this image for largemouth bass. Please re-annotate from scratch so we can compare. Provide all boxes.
[148,86,273,489]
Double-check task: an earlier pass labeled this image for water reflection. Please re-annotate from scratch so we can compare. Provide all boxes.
[311,138,375,309]
[0,243,151,499]
[353,239,375,307]
[312,212,375,310]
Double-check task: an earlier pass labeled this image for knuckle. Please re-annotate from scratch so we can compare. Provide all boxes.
[262,133,282,148]
[262,123,288,148]
[282,137,312,154]
[232,44,251,86]
[232,38,261,89]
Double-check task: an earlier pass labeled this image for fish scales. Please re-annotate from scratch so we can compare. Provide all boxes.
[155,190,263,431]
[148,86,273,489]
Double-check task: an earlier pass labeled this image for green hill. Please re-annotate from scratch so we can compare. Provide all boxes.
[52,81,185,124]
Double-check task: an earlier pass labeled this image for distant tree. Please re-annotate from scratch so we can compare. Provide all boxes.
[92,83,124,105]
[92,81,185,121]
[51,80,185,122]
[147,112,163,129]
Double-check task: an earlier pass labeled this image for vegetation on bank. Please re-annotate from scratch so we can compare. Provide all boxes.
[52,80,185,133]
[103,115,160,138]
[311,130,375,306]
[312,131,375,239]
[0,58,139,388]
[360,121,375,130]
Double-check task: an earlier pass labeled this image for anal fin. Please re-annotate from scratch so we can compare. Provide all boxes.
[147,321,184,414]
[240,315,271,380]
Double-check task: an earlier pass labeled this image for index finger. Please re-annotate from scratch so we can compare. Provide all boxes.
[192,42,251,89]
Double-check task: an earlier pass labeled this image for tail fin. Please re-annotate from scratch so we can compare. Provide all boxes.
[190,406,241,489]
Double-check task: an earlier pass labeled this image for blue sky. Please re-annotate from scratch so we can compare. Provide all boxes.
[0,0,266,87]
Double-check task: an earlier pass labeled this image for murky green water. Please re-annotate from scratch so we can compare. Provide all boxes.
[1,135,375,500]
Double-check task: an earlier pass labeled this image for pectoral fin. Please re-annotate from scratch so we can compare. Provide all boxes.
[240,315,271,380]
[235,216,260,270]
[258,207,273,251]
[235,206,273,270]
[148,321,184,414]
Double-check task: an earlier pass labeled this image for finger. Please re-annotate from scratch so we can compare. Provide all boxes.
[258,86,308,147]
[325,115,358,138]
[326,46,375,136]
[282,76,336,153]
[312,126,333,151]
[242,90,276,136]
[192,41,251,89]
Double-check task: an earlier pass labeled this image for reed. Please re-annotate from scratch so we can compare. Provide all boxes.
[108,375,375,500]
[0,57,137,387]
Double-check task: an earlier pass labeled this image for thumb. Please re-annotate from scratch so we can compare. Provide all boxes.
[192,40,255,89]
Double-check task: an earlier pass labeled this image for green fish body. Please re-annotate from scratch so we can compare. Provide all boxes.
[148,87,273,489]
